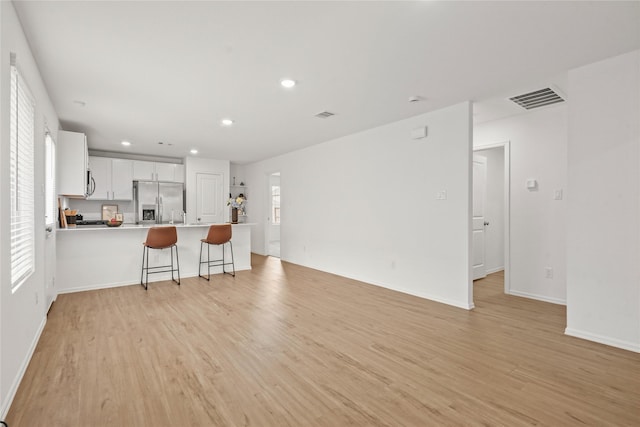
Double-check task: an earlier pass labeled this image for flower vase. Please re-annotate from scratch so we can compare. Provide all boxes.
[231,208,238,224]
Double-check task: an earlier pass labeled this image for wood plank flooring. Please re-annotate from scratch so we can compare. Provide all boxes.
[7,256,640,426]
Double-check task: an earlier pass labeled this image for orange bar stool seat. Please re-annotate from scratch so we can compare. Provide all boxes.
[199,223,235,280]
[141,226,180,290]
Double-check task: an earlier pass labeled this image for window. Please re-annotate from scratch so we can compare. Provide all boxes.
[10,57,36,291]
[45,132,56,226]
[271,185,280,224]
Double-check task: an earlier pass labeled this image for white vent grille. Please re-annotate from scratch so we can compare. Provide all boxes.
[509,88,565,110]
[315,111,335,119]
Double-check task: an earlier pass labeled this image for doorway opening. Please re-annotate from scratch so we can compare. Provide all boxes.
[472,142,510,297]
[267,172,281,258]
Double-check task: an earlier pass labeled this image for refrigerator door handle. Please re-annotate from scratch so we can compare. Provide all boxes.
[159,196,163,223]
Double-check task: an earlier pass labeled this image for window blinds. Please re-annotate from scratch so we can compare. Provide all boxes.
[10,60,36,291]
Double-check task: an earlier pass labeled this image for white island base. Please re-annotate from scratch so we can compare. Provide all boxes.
[56,223,252,294]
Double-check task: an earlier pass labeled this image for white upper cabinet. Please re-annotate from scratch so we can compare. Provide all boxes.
[173,164,185,183]
[57,130,88,197]
[132,160,156,181]
[155,162,176,181]
[88,156,133,200]
[133,160,184,182]
[111,159,134,199]
[88,156,110,200]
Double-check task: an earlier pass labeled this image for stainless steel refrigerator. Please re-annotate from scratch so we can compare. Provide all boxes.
[134,181,185,224]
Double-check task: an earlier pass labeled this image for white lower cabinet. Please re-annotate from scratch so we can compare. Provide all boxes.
[88,157,133,200]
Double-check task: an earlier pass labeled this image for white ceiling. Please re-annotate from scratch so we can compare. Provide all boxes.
[13,1,640,164]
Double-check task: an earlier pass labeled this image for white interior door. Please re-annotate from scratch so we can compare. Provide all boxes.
[196,173,223,223]
[267,173,281,257]
[472,155,488,280]
[45,133,57,311]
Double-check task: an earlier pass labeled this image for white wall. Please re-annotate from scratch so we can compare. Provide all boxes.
[229,164,248,189]
[566,50,640,352]
[474,105,567,304]
[184,157,229,224]
[474,147,504,274]
[1,1,60,417]
[245,102,473,309]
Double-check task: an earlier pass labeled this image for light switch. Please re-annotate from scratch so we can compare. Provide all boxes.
[436,190,447,200]
[526,179,538,190]
[554,189,563,200]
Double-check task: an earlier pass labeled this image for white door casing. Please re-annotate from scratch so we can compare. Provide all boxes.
[472,155,488,280]
[196,173,223,223]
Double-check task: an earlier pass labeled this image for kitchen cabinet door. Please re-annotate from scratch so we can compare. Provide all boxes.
[155,162,176,181]
[87,156,110,200]
[174,164,185,183]
[133,160,155,181]
[57,130,88,197]
[111,159,133,200]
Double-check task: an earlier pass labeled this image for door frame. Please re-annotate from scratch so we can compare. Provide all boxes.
[472,154,488,280]
[264,171,281,257]
[473,141,511,295]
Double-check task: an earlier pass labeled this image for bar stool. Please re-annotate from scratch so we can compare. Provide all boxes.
[199,223,235,280]
[141,226,180,290]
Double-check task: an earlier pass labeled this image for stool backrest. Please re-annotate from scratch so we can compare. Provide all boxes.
[205,223,232,245]
[145,226,178,248]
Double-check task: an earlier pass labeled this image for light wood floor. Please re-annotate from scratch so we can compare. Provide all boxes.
[7,256,640,426]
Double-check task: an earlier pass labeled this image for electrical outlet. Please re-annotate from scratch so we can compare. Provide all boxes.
[545,267,554,279]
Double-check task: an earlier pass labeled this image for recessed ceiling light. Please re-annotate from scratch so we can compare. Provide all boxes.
[221,118,234,126]
[121,140,131,146]
[280,78,296,88]
[190,149,198,154]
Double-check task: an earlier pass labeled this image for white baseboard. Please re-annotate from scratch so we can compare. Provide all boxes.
[508,289,566,305]
[565,327,640,353]
[293,261,475,311]
[57,266,251,294]
[485,266,505,274]
[0,316,47,419]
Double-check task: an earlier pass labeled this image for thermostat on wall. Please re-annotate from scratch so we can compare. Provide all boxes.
[526,179,538,190]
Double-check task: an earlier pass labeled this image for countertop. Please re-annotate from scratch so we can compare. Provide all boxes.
[57,222,255,232]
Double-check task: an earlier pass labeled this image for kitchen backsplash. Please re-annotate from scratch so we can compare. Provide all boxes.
[67,199,136,223]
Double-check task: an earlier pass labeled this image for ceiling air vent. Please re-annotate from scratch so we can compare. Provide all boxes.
[315,111,335,119]
[509,87,565,110]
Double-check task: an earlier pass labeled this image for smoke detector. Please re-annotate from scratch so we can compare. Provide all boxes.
[315,111,335,119]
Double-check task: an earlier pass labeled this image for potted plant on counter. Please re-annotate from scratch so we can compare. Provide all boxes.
[227,195,245,224]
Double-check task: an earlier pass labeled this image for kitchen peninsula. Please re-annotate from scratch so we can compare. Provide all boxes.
[56,223,253,293]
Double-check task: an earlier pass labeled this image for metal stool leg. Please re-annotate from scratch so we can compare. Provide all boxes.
[229,241,235,277]
[140,245,146,288]
[198,241,203,278]
[144,246,150,290]
[175,245,180,285]
[222,242,226,274]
